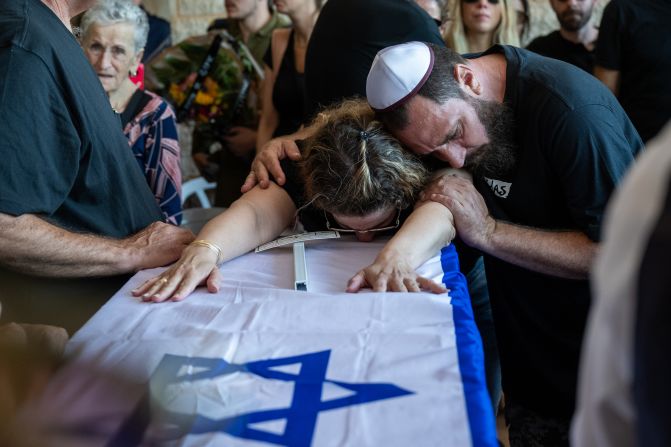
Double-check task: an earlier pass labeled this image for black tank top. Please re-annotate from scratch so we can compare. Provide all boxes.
[265,30,310,137]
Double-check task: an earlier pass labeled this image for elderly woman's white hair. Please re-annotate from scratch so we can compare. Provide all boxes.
[80,0,149,53]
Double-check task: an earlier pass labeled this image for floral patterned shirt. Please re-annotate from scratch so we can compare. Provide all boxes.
[123,90,182,225]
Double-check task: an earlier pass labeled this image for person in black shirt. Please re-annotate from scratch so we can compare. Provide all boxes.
[368,41,642,445]
[526,0,598,74]
[0,0,193,333]
[303,0,445,119]
[595,0,671,143]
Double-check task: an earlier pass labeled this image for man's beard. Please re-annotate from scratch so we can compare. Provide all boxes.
[463,97,518,179]
[559,8,592,32]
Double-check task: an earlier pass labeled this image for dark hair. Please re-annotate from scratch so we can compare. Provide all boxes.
[376,43,467,131]
[300,99,428,216]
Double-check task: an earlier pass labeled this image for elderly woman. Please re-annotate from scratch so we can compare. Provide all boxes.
[80,0,182,225]
[133,99,458,302]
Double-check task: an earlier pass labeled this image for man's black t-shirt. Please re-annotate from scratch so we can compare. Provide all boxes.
[527,31,595,74]
[0,0,164,332]
[596,0,671,142]
[476,46,642,418]
[0,0,163,237]
[305,0,444,117]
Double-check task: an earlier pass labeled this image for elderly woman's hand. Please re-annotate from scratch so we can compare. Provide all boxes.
[131,244,222,302]
[346,251,448,294]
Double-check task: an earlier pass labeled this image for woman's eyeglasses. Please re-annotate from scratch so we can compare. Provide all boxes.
[323,209,401,234]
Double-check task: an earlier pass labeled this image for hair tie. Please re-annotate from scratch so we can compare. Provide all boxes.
[360,131,370,141]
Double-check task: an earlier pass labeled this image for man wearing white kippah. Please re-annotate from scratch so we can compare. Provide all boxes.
[365,41,643,445]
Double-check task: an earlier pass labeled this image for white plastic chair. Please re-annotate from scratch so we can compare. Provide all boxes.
[180,177,225,233]
[181,176,216,208]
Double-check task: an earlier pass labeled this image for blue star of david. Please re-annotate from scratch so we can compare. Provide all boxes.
[148,350,413,447]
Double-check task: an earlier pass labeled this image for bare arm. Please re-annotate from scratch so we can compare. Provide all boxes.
[594,65,620,97]
[347,201,456,293]
[255,64,280,152]
[133,183,297,301]
[425,175,597,279]
[478,220,597,279]
[0,213,193,277]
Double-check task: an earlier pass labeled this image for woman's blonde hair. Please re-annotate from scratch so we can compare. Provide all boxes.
[444,0,519,53]
[300,99,428,216]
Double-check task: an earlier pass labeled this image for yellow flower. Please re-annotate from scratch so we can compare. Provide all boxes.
[203,77,220,95]
[195,91,215,106]
[169,83,185,105]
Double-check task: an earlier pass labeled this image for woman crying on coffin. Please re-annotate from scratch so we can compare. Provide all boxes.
[133,99,462,302]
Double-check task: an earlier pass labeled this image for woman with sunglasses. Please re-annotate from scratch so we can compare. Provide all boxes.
[444,0,519,53]
[133,99,458,302]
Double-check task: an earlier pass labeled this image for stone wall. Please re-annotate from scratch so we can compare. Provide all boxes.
[143,0,226,43]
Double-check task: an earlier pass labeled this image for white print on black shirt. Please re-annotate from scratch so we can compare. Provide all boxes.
[484,177,512,198]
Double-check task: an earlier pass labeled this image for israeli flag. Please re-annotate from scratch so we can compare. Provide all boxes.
[20,239,496,446]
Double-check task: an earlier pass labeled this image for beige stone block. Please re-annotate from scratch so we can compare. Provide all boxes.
[143,0,176,22]
[173,17,219,42]
[178,0,226,17]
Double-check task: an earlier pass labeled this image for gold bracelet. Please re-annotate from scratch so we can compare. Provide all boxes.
[190,239,224,265]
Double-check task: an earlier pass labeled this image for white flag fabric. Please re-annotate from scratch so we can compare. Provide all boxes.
[16,238,496,446]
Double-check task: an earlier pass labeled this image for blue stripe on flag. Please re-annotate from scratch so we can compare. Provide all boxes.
[440,244,498,447]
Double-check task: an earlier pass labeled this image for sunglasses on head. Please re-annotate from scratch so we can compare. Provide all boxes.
[463,0,500,4]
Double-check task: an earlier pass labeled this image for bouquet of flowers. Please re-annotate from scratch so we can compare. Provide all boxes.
[147,31,262,134]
